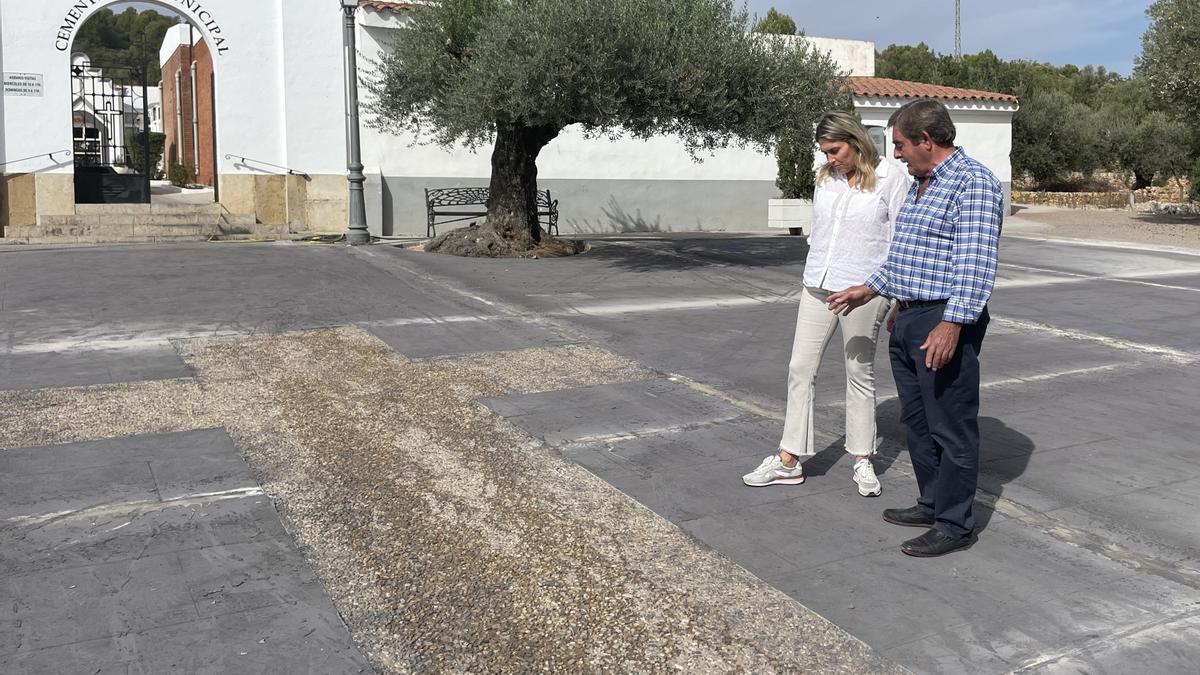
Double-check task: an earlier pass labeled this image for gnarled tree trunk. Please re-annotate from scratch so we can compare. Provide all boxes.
[486,122,559,251]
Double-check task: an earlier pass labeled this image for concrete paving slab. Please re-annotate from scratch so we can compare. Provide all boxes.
[1024,610,1200,675]
[0,603,370,675]
[980,437,1200,513]
[1048,480,1200,567]
[681,492,902,579]
[482,378,745,445]
[0,460,158,521]
[179,540,330,619]
[365,316,570,358]
[0,553,198,652]
[597,416,787,469]
[0,428,370,671]
[774,516,1198,674]
[0,346,189,391]
[0,495,292,578]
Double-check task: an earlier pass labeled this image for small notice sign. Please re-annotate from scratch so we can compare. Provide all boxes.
[4,72,44,97]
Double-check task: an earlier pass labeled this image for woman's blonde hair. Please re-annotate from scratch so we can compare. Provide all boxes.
[814,111,881,192]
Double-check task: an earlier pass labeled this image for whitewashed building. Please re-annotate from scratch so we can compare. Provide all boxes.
[0,0,1016,237]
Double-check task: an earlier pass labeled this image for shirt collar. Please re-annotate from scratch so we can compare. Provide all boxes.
[929,147,965,181]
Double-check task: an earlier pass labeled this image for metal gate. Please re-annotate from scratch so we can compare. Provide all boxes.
[71,58,152,204]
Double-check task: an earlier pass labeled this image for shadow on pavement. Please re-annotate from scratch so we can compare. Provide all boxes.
[579,236,810,273]
[875,398,1035,535]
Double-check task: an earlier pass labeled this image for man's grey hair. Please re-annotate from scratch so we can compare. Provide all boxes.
[888,99,956,147]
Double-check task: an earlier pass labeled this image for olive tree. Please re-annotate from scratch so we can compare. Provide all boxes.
[367,0,845,256]
[1137,0,1200,130]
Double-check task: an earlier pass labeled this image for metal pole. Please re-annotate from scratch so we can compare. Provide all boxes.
[142,74,152,203]
[341,3,370,245]
[211,71,220,203]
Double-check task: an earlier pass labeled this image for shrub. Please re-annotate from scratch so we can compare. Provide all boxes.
[776,129,816,200]
[124,131,165,178]
[168,163,196,187]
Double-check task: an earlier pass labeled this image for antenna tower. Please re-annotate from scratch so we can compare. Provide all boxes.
[955,0,962,59]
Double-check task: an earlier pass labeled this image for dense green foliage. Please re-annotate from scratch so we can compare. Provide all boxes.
[368,0,846,250]
[752,8,797,35]
[877,38,1196,191]
[753,7,812,199]
[1137,0,1200,139]
[73,8,178,84]
[369,0,843,153]
[775,131,816,199]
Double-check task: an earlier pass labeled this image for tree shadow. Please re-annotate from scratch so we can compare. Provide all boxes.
[875,398,1035,534]
[577,234,811,274]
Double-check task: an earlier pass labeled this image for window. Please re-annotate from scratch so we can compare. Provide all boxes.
[866,126,888,158]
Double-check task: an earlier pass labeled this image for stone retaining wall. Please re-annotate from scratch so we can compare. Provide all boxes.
[1013,184,1194,210]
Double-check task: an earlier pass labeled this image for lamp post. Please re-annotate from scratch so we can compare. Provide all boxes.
[340,0,370,245]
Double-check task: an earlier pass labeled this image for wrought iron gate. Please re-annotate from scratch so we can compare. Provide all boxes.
[71,58,152,204]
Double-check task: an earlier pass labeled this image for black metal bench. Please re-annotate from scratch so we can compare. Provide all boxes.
[424,187,559,237]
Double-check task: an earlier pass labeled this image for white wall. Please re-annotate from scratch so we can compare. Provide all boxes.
[857,99,1016,182]
[803,36,874,77]
[0,0,345,177]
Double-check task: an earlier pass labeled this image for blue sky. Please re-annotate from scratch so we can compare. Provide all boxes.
[112,0,1153,76]
[746,0,1153,75]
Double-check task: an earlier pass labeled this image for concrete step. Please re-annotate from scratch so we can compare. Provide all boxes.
[4,214,288,243]
[74,203,224,216]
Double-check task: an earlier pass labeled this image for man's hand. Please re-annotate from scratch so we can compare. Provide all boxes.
[920,321,962,370]
[826,285,877,315]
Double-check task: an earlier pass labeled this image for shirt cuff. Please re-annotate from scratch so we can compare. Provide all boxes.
[943,300,983,324]
[865,272,888,296]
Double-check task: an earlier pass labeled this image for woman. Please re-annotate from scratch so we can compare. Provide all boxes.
[743,111,910,496]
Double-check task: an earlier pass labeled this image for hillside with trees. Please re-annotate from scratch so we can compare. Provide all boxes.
[874,0,1198,197]
[72,7,178,83]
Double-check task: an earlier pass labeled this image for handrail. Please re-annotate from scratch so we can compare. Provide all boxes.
[0,149,72,169]
[224,153,311,180]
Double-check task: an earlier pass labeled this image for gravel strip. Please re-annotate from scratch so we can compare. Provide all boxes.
[3,327,902,673]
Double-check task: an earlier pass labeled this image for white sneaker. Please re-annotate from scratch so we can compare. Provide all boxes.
[853,457,881,497]
[742,455,805,487]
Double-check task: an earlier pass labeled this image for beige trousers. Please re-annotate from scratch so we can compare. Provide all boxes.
[779,286,891,457]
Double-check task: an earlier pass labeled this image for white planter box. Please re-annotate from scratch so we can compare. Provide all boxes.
[767,198,813,235]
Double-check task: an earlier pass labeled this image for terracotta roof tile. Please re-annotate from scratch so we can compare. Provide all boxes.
[359,1,418,12]
[850,76,1018,104]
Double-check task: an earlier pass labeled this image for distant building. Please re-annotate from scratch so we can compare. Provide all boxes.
[158,23,215,187]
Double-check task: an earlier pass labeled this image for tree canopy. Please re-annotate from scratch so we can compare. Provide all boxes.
[753,8,797,35]
[878,41,1194,190]
[369,0,846,254]
[73,8,178,84]
[1137,0,1200,135]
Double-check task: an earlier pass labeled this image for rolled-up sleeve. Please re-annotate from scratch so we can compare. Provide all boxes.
[944,173,1003,324]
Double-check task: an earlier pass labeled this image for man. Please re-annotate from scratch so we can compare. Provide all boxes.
[826,99,1003,557]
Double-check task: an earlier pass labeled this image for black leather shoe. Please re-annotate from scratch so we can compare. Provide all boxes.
[882,506,935,528]
[901,528,973,557]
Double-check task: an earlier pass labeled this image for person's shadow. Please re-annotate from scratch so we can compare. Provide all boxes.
[809,399,1035,535]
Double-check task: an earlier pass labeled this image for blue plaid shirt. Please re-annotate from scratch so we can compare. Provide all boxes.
[865,148,1003,324]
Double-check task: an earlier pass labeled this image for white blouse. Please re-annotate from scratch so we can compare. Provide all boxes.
[803,159,912,291]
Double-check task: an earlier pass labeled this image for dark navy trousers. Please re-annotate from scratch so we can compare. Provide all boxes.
[889,304,989,539]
